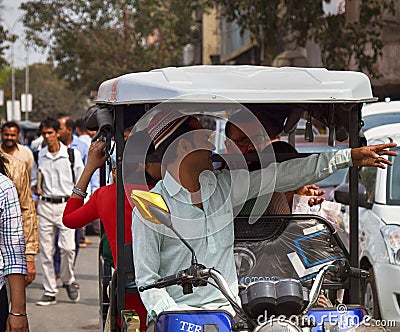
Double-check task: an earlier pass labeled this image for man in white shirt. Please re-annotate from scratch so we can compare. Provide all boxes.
[133,110,397,328]
[31,118,84,306]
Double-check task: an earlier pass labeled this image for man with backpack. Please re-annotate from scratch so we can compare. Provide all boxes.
[31,118,84,306]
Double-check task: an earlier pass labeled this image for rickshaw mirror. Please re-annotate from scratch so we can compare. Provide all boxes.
[130,190,170,225]
[148,205,172,228]
[85,105,101,130]
[85,104,113,133]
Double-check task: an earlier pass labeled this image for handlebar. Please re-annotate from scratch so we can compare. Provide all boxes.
[139,267,236,298]
[139,266,240,311]
[304,260,369,312]
[139,270,192,292]
[344,266,369,279]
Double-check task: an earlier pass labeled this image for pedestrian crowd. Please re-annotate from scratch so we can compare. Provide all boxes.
[0,115,99,332]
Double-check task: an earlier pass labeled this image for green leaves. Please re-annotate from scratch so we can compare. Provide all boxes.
[212,0,395,78]
[0,24,9,68]
[20,0,199,93]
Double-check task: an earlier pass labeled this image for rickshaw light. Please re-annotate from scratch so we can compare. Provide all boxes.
[381,225,400,265]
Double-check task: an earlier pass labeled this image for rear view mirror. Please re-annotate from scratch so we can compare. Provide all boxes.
[130,190,170,225]
[334,183,371,209]
[85,105,113,134]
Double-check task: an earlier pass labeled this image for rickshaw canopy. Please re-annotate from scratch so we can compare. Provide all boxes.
[95,66,376,105]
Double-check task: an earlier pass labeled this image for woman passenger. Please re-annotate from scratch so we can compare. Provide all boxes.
[63,130,161,331]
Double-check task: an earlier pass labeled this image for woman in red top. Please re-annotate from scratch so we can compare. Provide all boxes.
[63,132,161,331]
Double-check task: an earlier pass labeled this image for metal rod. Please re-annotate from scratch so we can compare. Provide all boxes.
[7,14,24,121]
[25,46,29,120]
[349,104,361,303]
[11,42,15,117]
[115,106,125,332]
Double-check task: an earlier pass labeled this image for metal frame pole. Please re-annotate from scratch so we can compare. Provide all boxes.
[25,46,29,120]
[115,106,125,329]
[349,104,361,303]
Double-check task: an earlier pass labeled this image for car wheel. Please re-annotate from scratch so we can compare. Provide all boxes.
[361,268,381,319]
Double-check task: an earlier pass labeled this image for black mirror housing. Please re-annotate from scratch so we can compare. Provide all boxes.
[334,183,371,208]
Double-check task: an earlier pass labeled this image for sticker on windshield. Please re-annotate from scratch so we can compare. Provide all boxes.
[303,224,325,235]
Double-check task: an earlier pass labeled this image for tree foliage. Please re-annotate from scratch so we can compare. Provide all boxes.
[0,0,11,68]
[213,0,396,78]
[0,63,86,121]
[0,25,8,68]
[20,0,200,93]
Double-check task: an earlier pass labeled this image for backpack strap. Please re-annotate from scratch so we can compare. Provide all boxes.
[67,148,75,183]
[33,150,39,165]
[33,148,75,183]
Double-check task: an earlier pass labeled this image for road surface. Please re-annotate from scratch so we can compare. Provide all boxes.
[26,236,101,331]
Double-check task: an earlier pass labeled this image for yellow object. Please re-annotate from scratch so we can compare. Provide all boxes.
[130,190,169,224]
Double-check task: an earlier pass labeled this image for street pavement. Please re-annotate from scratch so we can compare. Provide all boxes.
[26,236,101,332]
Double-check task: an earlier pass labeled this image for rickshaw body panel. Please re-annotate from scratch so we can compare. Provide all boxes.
[155,311,235,332]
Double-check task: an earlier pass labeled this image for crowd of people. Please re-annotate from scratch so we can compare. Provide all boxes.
[0,115,99,332]
[0,109,397,332]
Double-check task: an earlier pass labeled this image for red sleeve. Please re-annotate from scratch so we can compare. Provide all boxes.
[63,191,101,229]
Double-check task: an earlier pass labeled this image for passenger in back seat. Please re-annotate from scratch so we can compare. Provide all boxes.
[223,112,325,216]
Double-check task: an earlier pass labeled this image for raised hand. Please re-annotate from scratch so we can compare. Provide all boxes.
[86,140,109,171]
[351,143,397,168]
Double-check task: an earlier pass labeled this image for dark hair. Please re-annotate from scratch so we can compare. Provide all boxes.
[55,112,68,119]
[225,111,257,138]
[271,141,298,162]
[65,118,75,130]
[75,118,87,133]
[124,125,134,133]
[155,116,197,165]
[1,121,20,133]
[40,118,60,132]
[0,154,9,177]
[124,130,158,186]
[198,115,216,131]
[56,113,75,130]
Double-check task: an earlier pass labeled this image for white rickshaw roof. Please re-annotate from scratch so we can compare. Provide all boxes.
[95,65,376,105]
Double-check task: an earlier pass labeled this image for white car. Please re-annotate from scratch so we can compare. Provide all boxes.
[334,123,400,328]
[362,100,400,132]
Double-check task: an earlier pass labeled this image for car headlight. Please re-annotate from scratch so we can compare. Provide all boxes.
[381,225,400,265]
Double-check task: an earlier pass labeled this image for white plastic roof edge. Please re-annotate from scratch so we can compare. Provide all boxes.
[95,65,376,105]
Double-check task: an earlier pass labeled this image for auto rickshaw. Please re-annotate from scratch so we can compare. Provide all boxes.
[85,65,379,332]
